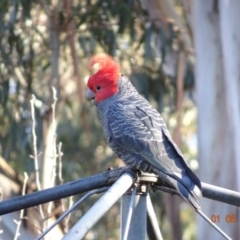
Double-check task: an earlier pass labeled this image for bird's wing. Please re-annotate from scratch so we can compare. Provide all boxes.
[107,98,201,190]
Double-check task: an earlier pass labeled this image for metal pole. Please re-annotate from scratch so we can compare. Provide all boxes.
[62,173,134,240]
[36,187,109,240]
[121,190,147,240]
[153,183,240,207]
[122,185,138,240]
[196,209,232,240]
[201,182,240,206]
[1,168,240,216]
[146,194,163,240]
[0,167,136,216]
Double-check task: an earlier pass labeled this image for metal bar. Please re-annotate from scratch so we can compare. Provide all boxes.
[122,185,137,240]
[197,209,232,240]
[201,182,240,207]
[146,194,163,240]
[121,191,147,240]
[35,187,109,240]
[153,183,240,207]
[0,167,136,215]
[0,167,239,216]
[62,173,134,240]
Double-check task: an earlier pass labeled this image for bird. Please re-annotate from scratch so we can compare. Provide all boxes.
[86,54,201,209]
[86,54,231,239]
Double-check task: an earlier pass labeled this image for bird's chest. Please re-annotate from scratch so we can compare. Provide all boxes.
[96,105,124,154]
[97,106,112,140]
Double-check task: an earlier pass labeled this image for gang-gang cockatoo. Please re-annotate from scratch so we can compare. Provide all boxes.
[86,54,201,210]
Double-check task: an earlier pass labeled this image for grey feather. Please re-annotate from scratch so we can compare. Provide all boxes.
[95,76,202,209]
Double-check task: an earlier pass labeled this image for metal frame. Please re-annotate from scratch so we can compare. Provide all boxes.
[62,173,134,240]
[0,167,239,240]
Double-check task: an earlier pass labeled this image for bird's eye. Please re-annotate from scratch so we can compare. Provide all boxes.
[96,86,101,91]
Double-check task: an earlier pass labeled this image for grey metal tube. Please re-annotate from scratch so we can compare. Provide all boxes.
[202,182,240,206]
[35,187,109,240]
[0,167,135,216]
[62,173,134,240]
[153,182,240,207]
[122,185,137,240]
[146,194,163,240]
[1,167,240,216]
[121,193,147,240]
[197,209,232,240]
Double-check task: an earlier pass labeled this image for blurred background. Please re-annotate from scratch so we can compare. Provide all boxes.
[0,0,239,239]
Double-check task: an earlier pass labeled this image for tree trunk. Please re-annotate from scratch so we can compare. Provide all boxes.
[219,0,240,193]
[219,2,240,237]
[193,1,240,239]
[41,6,60,191]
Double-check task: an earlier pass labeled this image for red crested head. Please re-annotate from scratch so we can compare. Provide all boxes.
[87,54,120,102]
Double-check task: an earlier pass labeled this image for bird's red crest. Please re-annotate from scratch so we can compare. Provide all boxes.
[87,54,120,102]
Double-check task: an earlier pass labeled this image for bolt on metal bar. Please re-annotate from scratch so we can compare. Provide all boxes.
[62,173,134,240]
[146,194,163,240]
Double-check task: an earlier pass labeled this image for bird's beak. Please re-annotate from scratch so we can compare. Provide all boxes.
[86,88,95,100]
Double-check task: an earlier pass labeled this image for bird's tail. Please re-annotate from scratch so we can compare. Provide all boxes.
[167,178,232,240]
[170,178,201,210]
[154,168,202,209]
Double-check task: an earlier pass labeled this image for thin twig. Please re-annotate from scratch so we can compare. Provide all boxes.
[47,87,58,226]
[30,95,45,221]
[13,172,29,240]
[57,142,68,232]
[64,196,73,232]
[56,141,72,233]
[58,142,63,185]
[47,136,57,219]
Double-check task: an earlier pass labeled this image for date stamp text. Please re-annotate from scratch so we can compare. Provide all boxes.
[211,214,237,223]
